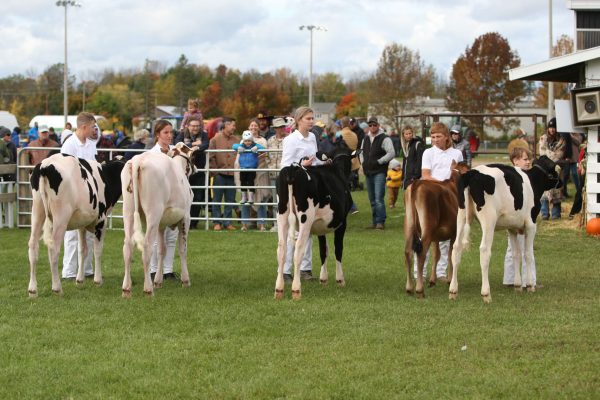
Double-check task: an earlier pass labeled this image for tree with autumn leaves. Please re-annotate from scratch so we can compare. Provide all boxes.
[446,32,525,133]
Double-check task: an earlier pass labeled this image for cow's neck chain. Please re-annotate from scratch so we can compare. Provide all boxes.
[174,153,193,176]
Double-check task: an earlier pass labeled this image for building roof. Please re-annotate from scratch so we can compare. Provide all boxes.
[312,102,336,114]
[508,46,600,82]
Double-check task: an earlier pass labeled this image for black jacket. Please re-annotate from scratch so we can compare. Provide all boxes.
[402,136,425,189]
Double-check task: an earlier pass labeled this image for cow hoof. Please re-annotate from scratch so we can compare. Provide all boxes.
[514,286,523,293]
[144,290,154,297]
[482,294,492,303]
[154,282,162,289]
[94,280,103,287]
[76,280,84,287]
[291,290,301,300]
[52,289,63,296]
[415,291,425,299]
[320,279,328,285]
[449,292,457,300]
[428,281,436,288]
[182,280,190,288]
[527,286,536,293]
[274,289,284,300]
[336,280,345,287]
[122,289,132,299]
[405,289,414,296]
[28,290,38,298]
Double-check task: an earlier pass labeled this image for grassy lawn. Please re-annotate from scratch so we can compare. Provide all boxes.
[0,188,598,399]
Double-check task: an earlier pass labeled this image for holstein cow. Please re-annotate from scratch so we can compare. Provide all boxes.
[121,142,197,297]
[403,163,465,297]
[449,156,561,303]
[275,141,356,300]
[27,154,125,297]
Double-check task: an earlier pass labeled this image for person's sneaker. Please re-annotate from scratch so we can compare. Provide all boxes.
[541,215,549,221]
[351,209,359,215]
[214,224,222,231]
[375,223,385,230]
[366,224,376,229]
[437,276,449,284]
[270,225,278,233]
[226,225,237,231]
[551,216,561,220]
[163,272,180,280]
[300,270,314,281]
[241,224,248,232]
[283,273,293,283]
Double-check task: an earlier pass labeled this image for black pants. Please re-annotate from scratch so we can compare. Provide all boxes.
[240,170,256,192]
[189,172,206,227]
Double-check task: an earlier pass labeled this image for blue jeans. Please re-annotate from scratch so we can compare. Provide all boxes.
[212,174,236,227]
[365,172,386,225]
[540,198,561,219]
[241,204,267,225]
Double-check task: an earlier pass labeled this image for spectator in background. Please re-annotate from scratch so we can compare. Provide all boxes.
[389,130,401,156]
[96,130,115,163]
[539,117,566,220]
[28,122,39,143]
[267,117,289,232]
[242,119,269,231]
[339,117,360,212]
[48,127,59,143]
[386,159,402,209]
[180,98,203,135]
[318,123,337,154]
[349,117,365,147]
[467,128,480,155]
[11,127,21,148]
[569,136,587,220]
[257,111,275,140]
[507,128,530,154]
[181,116,209,229]
[0,127,12,164]
[450,124,472,167]
[208,116,239,231]
[27,127,59,166]
[124,129,149,160]
[561,131,583,199]
[65,122,72,131]
[361,117,395,230]
[400,125,425,190]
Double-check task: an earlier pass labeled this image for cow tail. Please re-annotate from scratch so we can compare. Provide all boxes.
[408,184,423,254]
[39,174,54,248]
[287,184,296,243]
[131,159,145,252]
[456,186,471,250]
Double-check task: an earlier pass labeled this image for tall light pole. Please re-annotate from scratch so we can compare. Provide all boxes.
[299,25,327,108]
[548,0,554,119]
[56,1,81,128]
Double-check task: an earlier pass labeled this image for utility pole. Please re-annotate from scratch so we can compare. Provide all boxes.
[299,25,327,108]
[56,1,81,127]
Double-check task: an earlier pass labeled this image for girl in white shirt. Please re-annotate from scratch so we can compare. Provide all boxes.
[416,122,463,281]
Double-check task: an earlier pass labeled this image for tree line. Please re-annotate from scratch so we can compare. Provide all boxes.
[0,33,572,134]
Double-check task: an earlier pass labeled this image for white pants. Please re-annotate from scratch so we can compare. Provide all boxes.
[62,230,94,278]
[284,234,312,275]
[413,240,449,279]
[150,228,178,274]
[503,234,536,287]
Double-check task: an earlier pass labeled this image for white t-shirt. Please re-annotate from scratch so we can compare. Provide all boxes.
[421,146,463,181]
[151,143,174,153]
[280,129,323,168]
[61,132,98,160]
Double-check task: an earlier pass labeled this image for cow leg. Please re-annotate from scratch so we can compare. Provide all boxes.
[292,221,312,300]
[333,222,346,287]
[178,219,191,287]
[49,223,67,296]
[122,220,134,298]
[27,198,45,297]
[479,220,496,303]
[75,229,88,286]
[449,208,469,300]
[92,229,104,286]
[429,242,441,287]
[142,224,158,296]
[523,226,536,292]
[318,235,328,284]
[274,209,289,300]
[154,228,166,288]
[415,240,431,298]
[507,231,522,291]
[404,245,414,295]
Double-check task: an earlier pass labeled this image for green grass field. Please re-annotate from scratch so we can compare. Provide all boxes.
[1,188,598,399]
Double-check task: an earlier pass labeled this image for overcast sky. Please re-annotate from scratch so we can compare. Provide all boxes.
[1,0,574,82]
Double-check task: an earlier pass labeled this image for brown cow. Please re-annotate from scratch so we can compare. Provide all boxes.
[403,164,466,297]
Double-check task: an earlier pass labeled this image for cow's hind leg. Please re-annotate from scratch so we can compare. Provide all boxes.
[27,199,45,297]
[429,242,441,287]
[333,223,346,287]
[415,240,431,298]
[318,235,328,284]
[75,229,88,286]
[274,209,289,300]
[92,228,104,286]
[49,224,67,296]
[479,220,496,303]
[178,220,191,287]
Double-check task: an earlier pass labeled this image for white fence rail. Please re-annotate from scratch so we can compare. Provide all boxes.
[15,146,282,231]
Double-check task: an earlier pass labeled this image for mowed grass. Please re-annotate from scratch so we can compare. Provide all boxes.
[1,188,599,399]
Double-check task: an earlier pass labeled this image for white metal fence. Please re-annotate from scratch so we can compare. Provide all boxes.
[15,146,282,231]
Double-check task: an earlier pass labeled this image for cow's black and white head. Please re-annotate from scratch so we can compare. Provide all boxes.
[316,139,357,179]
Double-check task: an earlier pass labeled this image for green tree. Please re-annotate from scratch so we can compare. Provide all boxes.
[370,43,435,133]
[534,34,574,108]
[313,72,346,103]
[446,32,524,133]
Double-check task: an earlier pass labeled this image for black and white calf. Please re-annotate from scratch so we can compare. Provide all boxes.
[28,154,125,297]
[275,142,356,300]
[449,156,561,303]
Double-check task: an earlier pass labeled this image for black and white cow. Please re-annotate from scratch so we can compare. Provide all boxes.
[275,141,356,300]
[449,155,561,303]
[27,154,125,297]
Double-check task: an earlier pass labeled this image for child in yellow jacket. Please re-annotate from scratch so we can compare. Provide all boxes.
[386,159,402,208]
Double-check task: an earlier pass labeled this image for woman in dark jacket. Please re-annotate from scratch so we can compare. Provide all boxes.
[400,125,425,190]
[124,129,149,160]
